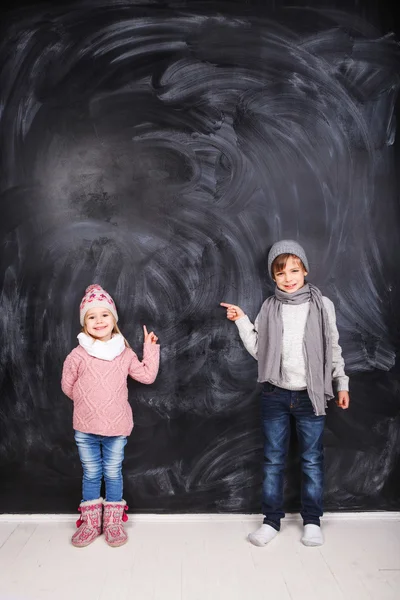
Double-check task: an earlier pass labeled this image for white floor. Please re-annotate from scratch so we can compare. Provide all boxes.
[0,514,399,600]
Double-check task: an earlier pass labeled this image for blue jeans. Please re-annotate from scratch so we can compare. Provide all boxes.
[261,383,325,531]
[74,431,127,502]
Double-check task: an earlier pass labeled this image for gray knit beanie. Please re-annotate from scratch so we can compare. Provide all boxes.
[267,240,309,279]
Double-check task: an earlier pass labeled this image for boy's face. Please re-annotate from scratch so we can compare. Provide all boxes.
[85,307,115,341]
[273,255,308,294]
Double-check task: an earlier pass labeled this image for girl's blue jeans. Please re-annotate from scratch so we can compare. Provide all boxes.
[261,383,325,531]
[74,430,127,502]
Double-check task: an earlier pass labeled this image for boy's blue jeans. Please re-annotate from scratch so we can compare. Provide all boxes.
[261,383,325,531]
[74,430,127,502]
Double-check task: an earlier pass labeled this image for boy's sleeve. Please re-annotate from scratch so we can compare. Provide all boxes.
[128,344,160,384]
[61,351,81,400]
[323,298,349,392]
[235,314,259,360]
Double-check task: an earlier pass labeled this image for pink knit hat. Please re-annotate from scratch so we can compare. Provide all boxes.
[79,284,118,326]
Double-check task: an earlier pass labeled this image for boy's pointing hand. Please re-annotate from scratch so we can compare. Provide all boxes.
[220,303,245,322]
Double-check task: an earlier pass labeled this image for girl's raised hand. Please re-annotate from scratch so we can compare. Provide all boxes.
[143,325,158,345]
[220,302,245,321]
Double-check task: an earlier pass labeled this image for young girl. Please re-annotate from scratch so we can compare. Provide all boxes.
[221,240,349,547]
[61,284,160,548]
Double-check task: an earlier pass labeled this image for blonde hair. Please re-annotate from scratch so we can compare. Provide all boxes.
[82,311,130,348]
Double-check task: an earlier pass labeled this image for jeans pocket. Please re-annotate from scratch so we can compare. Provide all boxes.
[262,382,276,396]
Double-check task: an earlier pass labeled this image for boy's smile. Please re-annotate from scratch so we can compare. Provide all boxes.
[273,255,308,294]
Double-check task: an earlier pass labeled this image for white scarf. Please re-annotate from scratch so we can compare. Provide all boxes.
[77,332,126,361]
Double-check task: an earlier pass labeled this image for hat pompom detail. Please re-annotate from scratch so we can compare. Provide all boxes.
[85,284,102,294]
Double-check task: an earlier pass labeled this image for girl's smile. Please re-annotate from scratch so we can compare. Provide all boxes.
[85,308,115,341]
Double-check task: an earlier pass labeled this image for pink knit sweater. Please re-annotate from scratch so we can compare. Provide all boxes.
[61,344,160,436]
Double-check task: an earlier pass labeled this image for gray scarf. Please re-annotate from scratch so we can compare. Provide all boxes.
[257,283,333,415]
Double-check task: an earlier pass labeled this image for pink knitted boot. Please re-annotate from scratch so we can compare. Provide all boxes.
[71,498,103,548]
[103,500,129,547]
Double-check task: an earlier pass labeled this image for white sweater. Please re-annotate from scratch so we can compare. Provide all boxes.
[235,297,349,392]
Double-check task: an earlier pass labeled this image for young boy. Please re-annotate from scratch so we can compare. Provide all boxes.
[221,240,349,546]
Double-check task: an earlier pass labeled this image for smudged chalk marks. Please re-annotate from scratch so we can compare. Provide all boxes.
[0,1,399,512]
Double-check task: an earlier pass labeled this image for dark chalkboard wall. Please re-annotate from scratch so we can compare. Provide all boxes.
[0,0,399,513]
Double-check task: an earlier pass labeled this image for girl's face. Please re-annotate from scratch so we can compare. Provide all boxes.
[85,308,115,341]
[273,255,308,294]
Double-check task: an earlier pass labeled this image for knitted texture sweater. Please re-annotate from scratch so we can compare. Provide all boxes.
[61,344,160,436]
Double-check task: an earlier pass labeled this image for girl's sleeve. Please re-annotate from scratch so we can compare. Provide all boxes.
[323,298,349,392]
[61,351,81,400]
[235,314,259,360]
[128,344,160,384]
